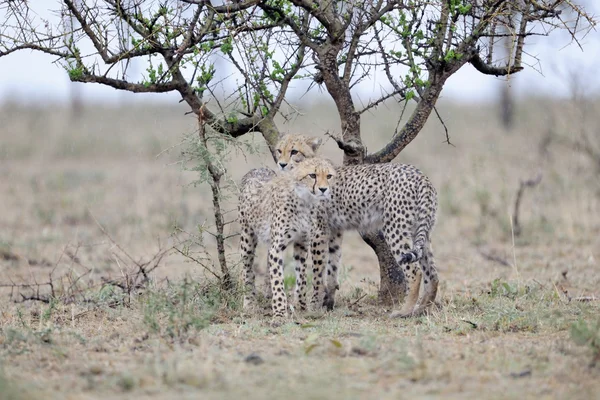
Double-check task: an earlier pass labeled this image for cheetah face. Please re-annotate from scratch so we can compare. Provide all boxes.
[294,158,336,200]
[275,134,323,171]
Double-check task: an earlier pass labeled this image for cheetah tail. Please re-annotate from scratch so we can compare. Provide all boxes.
[400,179,437,264]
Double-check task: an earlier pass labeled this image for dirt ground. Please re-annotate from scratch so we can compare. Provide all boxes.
[0,97,599,399]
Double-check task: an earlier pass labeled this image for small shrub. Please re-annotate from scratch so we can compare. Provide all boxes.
[141,278,237,342]
[570,318,600,367]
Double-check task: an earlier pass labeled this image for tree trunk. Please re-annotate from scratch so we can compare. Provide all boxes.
[361,231,406,306]
[317,47,407,305]
[499,83,514,131]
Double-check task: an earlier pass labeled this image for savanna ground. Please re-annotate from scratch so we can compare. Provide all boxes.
[0,95,599,399]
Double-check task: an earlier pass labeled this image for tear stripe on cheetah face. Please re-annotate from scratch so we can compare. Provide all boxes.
[275,134,323,171]
[275,134,440,317]
[238,157,336,320]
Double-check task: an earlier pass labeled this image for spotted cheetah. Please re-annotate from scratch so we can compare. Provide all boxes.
[275,135,439,317]
[275,134,323,170]
[238,157,336,319]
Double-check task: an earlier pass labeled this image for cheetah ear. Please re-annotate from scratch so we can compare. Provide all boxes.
[307,137,322,152]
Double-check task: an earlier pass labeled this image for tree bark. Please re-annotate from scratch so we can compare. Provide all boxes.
[361,231,406,306]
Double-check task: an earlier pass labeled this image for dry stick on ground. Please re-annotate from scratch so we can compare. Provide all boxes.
[478,249,512,267]
[512,174,543,237]
[0,216,172,305]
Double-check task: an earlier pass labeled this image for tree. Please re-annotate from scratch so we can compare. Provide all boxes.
[1,0,595,304]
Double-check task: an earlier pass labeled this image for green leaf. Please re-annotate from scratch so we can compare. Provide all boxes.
[220,37,233,54]
[305,343,319,354]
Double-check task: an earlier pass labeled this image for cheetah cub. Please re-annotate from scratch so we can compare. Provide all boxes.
[276,134,439,317]
[238,157,336,319]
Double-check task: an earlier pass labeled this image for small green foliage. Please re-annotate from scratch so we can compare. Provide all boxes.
[220,37,233,54]
[195,63,216,95]
[270,60,285,81]
[41,298,57,322]
[226,113,238,124]
[389,49,403,59]
[443,49,463,62]
[570,318,600,366]
[303,332,344,355]
[141,280,215,341]
[283,274,296,293]
[67,65,85,80]
[116,374,136,392]
[489,278,518,299]
[450,0,472,16]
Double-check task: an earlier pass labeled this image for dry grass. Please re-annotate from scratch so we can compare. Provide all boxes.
[0,98,599,399]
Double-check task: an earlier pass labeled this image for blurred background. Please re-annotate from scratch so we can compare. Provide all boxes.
[0,1,599,298]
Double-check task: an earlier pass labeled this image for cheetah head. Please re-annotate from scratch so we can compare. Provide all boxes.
[292,157,336,200]
[275,134,322,171]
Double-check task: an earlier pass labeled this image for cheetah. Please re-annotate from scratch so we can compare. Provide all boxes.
[238,157,336,319]
[275,134,439,317]
[274,134,323,170]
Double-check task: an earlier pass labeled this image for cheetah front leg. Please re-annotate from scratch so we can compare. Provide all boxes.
[267,239,289,322]
[324,231,342,310]
[292,241,309,311]
[309,232,328,310]
[240,228,258,312]
[263,254,273,304]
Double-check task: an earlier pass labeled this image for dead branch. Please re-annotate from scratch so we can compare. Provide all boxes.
[324,131,365,160]
[512,174,543,237]
[575,295,598,302]
[0,225,172,306]
[478,248,512,267]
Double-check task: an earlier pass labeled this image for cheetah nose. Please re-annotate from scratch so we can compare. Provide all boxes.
[279,162,288,169]
[319,187,328,193]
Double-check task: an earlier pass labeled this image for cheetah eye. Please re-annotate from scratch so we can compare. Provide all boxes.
[276,149,282,154]
[290,149,299,156]
[326,174,333,179]
[308,173,317,179]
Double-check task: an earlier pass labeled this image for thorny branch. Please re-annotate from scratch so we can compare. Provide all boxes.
[0,223,173,306]
[512,174,543,237]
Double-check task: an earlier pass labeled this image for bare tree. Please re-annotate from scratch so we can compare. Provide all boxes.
[0,0,595,303]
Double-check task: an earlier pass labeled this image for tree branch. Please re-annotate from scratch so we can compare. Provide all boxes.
[71,73,183,92]
[470,53,524,76]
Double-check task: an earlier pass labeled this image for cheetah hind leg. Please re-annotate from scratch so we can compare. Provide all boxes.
[263,254,273,306]
[411,242,439,316]
[384,234,422,318]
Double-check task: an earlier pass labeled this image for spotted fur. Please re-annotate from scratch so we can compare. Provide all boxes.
[238,158,336,319]
[275,135,439,317]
